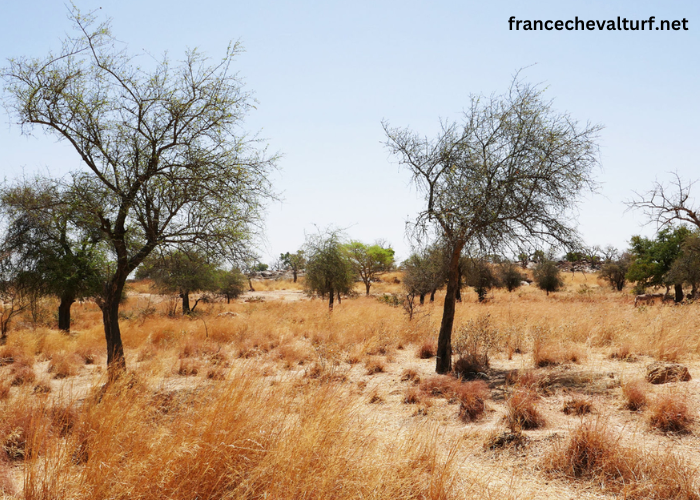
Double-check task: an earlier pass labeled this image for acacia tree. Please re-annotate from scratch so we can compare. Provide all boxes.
[533,260,564,295]
[3,9,276,374]
[498,261,524,292]
[0,179,105,331]
[304,232,355,311]
[384,79,600,374]
[403,244,448,304]
[138,250,220,314]
[344,241,395,295]
[280,250,306,282]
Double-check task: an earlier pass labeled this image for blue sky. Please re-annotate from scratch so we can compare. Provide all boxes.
[1,1,698,263]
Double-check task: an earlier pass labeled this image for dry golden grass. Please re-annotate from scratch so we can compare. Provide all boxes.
[622,378,649,411]
[0,274,699,498]
[648,391,694,433]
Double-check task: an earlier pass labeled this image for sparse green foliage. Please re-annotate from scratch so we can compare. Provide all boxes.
[216,268,247,303]
[463,258,499,302]
[2,8,276,371]
[498,262,525,292]
[402,245,447,304]
[344,241,395,295]
[384,78,600,373]
[534,261,564,296]
[304,232,356,311]
[665,235,700,299]
[138,250,220,314]
[0,179,105,331]
[598,253,631,291]
[626,227,690,300]
[280,251,306,283]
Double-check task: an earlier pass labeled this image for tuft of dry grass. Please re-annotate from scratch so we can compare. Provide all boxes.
[48,352,83,379]
[648,392,694,434]
[10,364,36,386]
[505,388,545,430]
[562,395,593,416]
[364,357,385,375]
[622,379,648,411]
[455,380,489,422]
[416,340,436,359]
[403,387,421,404]
[544,419,700,499]
[400,368,420,383]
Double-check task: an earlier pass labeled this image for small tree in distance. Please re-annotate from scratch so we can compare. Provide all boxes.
[217,268,247,303]
[344,241,395,295]
[304,231,355,311]
[280,250,306,283]
[533,261,564,296]
[498,262,525,293]
[598,253,631,291]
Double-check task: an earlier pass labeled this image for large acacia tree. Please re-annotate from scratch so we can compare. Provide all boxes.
[3,9,276,375]
[384,79,600,374]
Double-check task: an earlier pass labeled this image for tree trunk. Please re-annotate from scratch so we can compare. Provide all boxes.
[337,291,341,304]
[248,278,255,292]
[328,288,334,311]
[674,283,684,303]
[181,291,191,315]
[419,294,425,305]
[293,270,298,283]
[455,267,462,302]
[100,278,127,378]
[58,293,75,332]
[365,281,371,296]
[430,290,436,302]
[436,242,464,374]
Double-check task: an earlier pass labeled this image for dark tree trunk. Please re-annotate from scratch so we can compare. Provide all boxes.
[328,288,335,311]
[365,281,371,296]
[455,267,462,302]
[100,277,127,378]
[226,295,231,304]
[436,243,464,374]
[58,293,75,332]
[181,291,191,315]
[337,291,341,304]
[293,270,298,283]
[674,283,684,303]
[419,294,425,305]
[430,289,436,302]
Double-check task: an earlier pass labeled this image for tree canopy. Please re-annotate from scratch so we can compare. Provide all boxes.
[2,8,276,374]
[344,241,395,295]
[384,78,600,373]
[304,232,355,311]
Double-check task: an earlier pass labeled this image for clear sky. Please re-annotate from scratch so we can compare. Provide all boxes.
[1,1,698,263]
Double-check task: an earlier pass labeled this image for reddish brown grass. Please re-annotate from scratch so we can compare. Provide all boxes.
[622,379,648,411]
[455,380,489,422]
[648,392,694,434]
[505,388,545,430]
[562,395,593,416]
[416,340,436,359]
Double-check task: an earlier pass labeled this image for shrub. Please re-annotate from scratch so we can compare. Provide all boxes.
[416,340,436,359]
[505,388,545,430]
[622,379,648,411]
[455,380,489,422]
[648,392,693,433]
[562,395,593,416]
[533,260,564,295]
[403,387,421,404]
[48,352,82,379]
[364,357,385,375]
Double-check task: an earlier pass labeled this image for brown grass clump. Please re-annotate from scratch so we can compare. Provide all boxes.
[10,365,36,386]
[562,395,593,416]
[622,379,648,411]
[533,341,562,367]
[455,380,489,422]
[400,368,420,383]
[403,387,421,404]
[452,354,488,380]
[505,388,545,430]
[177,358,200,376]
[417,340,436,359]
[48,352,83,379]
[419,375,460,398]
[648,392,694,434]
[364,357,385,375]
[610,343,636,361]
[544,420,700,499]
